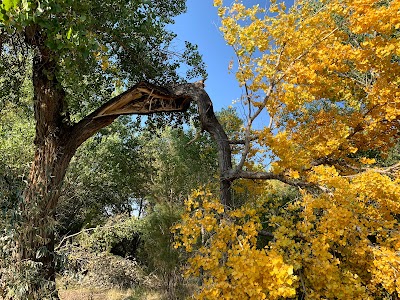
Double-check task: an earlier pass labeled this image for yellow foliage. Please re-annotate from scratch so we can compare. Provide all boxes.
[215,0,400,171]
[176,0,400,299]
[173,190,297,299]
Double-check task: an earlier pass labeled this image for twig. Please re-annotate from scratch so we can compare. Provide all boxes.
[187,130,202,145]
[344,162,400,179]
[55,227,97,251]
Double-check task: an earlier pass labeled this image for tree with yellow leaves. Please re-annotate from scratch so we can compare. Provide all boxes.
[174,0,400,299]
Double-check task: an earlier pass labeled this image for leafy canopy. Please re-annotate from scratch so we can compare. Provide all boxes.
[1,0,206,118]
[175,0,400,299]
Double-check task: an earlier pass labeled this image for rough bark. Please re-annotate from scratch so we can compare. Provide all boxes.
[167,83,234,206]
[20,25,71,299]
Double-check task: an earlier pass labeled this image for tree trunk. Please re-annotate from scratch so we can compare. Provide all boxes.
[20,142,73,299]
[18,28,72,297]
[168,83,233,206]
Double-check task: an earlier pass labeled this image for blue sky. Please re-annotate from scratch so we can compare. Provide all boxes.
[171,0,244,111]
[171,0,274,122]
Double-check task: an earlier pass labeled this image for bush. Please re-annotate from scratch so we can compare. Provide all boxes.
[136,204,193,299]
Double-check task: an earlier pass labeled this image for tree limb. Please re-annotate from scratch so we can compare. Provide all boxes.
[66,81,191,151]
[226,170,315,189]
[63,81,334,207]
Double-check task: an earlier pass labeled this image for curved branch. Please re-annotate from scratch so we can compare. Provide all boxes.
[167,82,234,206]
[66,81,191,151]
[226,170,318,190]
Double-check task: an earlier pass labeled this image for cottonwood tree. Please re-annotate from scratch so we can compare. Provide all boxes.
[3,0,399,298]
[0,0,207,298]
[174,0,400,299]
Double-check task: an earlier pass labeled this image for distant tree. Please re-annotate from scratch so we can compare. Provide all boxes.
[141,126,218,206]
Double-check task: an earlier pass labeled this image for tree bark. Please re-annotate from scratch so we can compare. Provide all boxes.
[20,29,197,297]
[167,83,233,206]
[19,26,73,298]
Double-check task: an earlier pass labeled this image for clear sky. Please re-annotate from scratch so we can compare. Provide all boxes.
[171,0,274,121]
[171,0,244,111]
[171,0,266,111]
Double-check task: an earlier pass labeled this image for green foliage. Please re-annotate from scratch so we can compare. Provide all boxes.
[141,126,219,207]
[0,258,57,299]
[0,106,34,174]
[57,118,150,234]
[0,41,33,116]
[58,215,150,290]
[0,220,57,300]
[57,121,222,235]
[1,0,206,121]
[136,203,192,299]
[0,52,34,227]
[217,107,243,139]
[76,215,139,254]
[137,204,182,272]
[0,0,20,21]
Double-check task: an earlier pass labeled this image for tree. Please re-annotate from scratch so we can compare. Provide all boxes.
[0,0,207,298]
[141,126,218,206]
[174,0,400,299]
[137,126,219,298]
[3,0,399,298]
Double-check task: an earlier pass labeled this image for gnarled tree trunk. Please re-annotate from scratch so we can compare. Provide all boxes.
[19,28,76,297]
[20,29,202,297]
[20,29,233,297]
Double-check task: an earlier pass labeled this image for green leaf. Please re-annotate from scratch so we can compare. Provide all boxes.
[67,27,72,40]
[0,0,20,22]
[2,0,20,11]
[82,49,90,58]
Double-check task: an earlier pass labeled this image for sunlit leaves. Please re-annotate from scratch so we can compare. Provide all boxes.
[1,0,206,120]
[184,0,400,299]
[215,0,400,170]
[0,0,20,21]
[174,190,297,299]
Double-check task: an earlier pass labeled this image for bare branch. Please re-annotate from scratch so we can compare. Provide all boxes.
[259,230,274,238]
[229,136,257,145]
[187,130,202,145]
[235,43,286,173]
[229,170,313,188]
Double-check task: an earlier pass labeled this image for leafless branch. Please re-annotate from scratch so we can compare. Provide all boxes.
[224,169,330,193]
[228,136,257,145]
